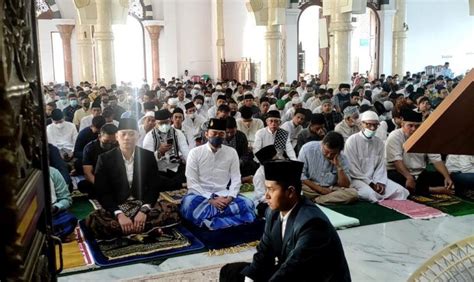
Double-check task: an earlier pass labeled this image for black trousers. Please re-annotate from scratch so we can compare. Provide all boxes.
[158,163,186,191]
[77,180,96,198]
[387,169,445,195]
[220,262,250,282]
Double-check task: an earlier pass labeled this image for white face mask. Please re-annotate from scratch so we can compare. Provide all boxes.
[187,113,195,119]
[363,128,376,138]
[195,103,202,110]
[341,90,349,95]
[204,97,211,102]
[158,124,171,133]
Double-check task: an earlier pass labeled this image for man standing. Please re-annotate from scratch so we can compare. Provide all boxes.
[180,119,256,230]
[220,160,351,282]
[85,118,179,239]
[345,111,409,202]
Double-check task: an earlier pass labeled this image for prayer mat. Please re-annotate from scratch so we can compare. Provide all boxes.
[409,194,474,216]
[78,220,204,267]
[69,196,95,220]
[159,188,188,205]
[378,200,446,220]
[326,201,409,226]
[183,219,265,250]
[458,189,474,202]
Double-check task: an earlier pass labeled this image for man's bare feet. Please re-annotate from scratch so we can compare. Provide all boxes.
[429,186,455,195]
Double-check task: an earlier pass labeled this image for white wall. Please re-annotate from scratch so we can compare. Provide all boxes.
[405,0,474,75]
[38,19,80,85]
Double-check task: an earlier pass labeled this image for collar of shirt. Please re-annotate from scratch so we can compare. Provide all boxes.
[280,202,297,239]
[266,127,277,135]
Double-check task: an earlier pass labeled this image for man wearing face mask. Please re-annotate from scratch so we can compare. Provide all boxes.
[63,93,81,122]
[335,106,361,141]
[56,92,70,111]
[47,109,78,160]
[228,99,242,119]
[78,124,118,198]
[183,102,206,149]
[193,95,208,119]
[333,83,351,113]
[345,111,409,203]
[180,118,256,230]
[143,110,189,191]
[73,94,91,128]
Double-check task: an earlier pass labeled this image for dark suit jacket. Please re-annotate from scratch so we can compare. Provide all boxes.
[94,146,161,213]
[242,197,351,282]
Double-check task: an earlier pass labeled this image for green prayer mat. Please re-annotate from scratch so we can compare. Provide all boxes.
[410,194,474,217]
[70,196,95,220]
[325,201,409,226]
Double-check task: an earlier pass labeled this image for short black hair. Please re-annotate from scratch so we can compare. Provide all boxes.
[100,123,118,135]
[143,102,156,111]
[322,131,344,151]
[91,116,106,129]
[217,104,230,113]
[226,116,237,129]
[102,107,115,119]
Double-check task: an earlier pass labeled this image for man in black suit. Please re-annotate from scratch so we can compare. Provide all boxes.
[220,160,351,282]
[85,118,180,240]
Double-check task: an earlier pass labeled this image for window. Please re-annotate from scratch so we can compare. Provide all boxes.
[51,31,65,83]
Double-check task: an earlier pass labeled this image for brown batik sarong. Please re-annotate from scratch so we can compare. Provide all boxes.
[85,200,181,240]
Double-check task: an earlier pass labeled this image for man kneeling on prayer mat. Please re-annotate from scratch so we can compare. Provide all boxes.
[85,118,180,240]
[180,118,256,230]
[220,160,351,282]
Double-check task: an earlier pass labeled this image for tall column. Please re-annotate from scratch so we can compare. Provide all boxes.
[56,24,75,85]
[145,24,162,84]
[264,24,282,82]
[392,0,407,76]
[327,6,353,88]
[76,24,95,83]
[216,0,225,81]
[94,0,116,87]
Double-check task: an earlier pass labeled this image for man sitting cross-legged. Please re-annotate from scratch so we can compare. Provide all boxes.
[180,118,256,230]
[297,131,358,205]
[85,118,180,240]
[345,111,410,202]
[220,160,351,282]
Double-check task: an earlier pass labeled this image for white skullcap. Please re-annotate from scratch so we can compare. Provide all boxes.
[364,83,371,88]
[215,85,222,90]
[383,101,394,112]
[291,97,302,105]
[268,104,278,111]
[144,111,155,118]
[168,98,178,106]
[193,84,201,89]
[360,110,379,122]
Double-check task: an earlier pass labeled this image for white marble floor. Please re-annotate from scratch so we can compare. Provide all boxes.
[59,215,474,282]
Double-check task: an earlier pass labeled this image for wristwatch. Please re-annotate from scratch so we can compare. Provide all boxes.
[140,205,151,214]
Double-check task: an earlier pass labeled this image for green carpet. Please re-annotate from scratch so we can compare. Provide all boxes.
[325,201,409,226]
[70,196,94,220]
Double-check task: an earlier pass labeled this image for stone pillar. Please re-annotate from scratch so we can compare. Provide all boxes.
[76,24,95,83]
[56,24,75,85]
[392,0,407,76]
[94,0,116,87]
[145,25,162,84]
[216,0,225,81]
[264,24,282,82]
[327,6,353,88]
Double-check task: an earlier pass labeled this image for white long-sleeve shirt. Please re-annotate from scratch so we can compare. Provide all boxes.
[182,114,207,149]
[345,132,388,185]
[252,165,266,206]
[446,155,474,173]
[253,127,297,160]
[186,143,241,199]
[236,118,264,147]
[46,121,78,152]
[280,121,302,148]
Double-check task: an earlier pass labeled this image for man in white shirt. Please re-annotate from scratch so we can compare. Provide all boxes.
[137,111,156,148]
[143,110,189,191]
[180,118,256,230]
[176,87,191,111]
[47,109,78,160]
[334,106,361,141]
[280,108,305,148]
[386,108,454,195]
[79,98,102,131]
[446,155,474,196]
[208,95,227,119]
[296,80,308,97]
[345,111,409,202]
[253,110,297,160]
[237,106,264,149]
[182,102,206,149]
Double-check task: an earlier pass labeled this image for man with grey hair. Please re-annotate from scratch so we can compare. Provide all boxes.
[335,106,361,141]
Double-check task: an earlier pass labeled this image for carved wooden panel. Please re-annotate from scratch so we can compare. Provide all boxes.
[0,0,55,280]
[221,59,252,82]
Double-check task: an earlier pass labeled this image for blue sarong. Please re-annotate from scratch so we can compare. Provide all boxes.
[180,194,256,230]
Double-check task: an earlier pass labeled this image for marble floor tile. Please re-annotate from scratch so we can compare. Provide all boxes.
[59,215,474,282]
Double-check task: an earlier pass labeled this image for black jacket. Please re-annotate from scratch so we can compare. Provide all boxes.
[94,146,161,213]
[242,197,351,282]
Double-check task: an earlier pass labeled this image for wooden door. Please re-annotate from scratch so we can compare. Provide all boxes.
[0,1,57,281]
